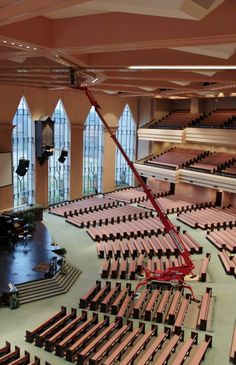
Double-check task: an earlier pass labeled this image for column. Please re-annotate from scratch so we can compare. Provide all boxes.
[0,124,14,210]
[103,127,117,193]
[70,124,84,200]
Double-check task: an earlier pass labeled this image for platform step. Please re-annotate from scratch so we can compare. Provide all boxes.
[16,263,80,304]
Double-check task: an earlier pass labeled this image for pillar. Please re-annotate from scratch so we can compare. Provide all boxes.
[70,124,84,199]
[103,127,117,193]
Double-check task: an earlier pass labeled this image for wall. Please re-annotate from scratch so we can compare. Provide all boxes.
[222,191,236,207]
[147,177,170,194]
[0,85,138,210]
[175,182,217,203]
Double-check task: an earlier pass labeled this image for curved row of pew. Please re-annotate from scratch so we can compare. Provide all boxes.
[25,305,213,365]
[49,196,119,217]
[99,253,210,283]
[66,204,151,228]
[79,281,212,332]
[0,341,50,365]
[206,227,236,253]
[218,250,236,277]
[139,194,213,214]
[177,206,236,230]
[96,232,203,259]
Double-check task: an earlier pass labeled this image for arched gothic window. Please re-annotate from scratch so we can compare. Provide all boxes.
[48,100,70,204]
[115,104,136,187]
[83,106,104,195]
[12,96,35,207]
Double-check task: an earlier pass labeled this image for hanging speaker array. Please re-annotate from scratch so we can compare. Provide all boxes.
[15,159,30,176]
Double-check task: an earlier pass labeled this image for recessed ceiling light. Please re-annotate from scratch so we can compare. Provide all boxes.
[128,65,236,70]
[11,42,15,45]
[19,44,22,47]
[26,46,30,49]
[33,47,37,50]
[3,40,7,43]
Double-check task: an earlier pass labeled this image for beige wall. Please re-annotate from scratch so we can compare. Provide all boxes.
[175,183,217,202]
[0,85,138,210]
[223,192,236,207]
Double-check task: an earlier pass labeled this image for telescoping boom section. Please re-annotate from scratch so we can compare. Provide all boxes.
[82,87,197,301]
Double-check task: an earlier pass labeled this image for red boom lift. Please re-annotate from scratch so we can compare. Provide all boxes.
[82,87,198,302]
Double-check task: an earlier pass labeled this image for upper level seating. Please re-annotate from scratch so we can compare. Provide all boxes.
[49,196,117,217]
[144,111,202,129]
[145,147,206,170]
[139,194,213,214]
[220,161,236,177]
[177,206,236,229]
[188,152,235,173]
[103,187,149,203]
[196,110,236,128]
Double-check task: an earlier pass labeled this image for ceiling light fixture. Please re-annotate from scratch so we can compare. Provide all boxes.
[128,65,236,70]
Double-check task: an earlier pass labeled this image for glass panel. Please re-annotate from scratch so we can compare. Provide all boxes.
[12,97,35,207]
[48,100,70,205]
[115,104,136,187]
[83,106,104,195]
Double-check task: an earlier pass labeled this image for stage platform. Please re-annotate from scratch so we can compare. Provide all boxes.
[0,222,60,296]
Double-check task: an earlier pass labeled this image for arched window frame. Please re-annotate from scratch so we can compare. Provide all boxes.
[48,100,70,205]
[115,104,136,187]
[83,106,104,195]
[12,96,35,207]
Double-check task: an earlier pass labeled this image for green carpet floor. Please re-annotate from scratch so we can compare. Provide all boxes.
[0,210,235,364]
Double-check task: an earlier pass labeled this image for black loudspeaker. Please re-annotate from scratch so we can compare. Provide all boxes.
[58,150,68,164]
[15,159,29,176]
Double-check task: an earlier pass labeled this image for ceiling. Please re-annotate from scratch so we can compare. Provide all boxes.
[0,0,236,99]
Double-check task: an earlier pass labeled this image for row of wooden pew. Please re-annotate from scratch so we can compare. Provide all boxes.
[206,227,236,253]
[218,250,236,277]
[103,186,150,203]
[66,204,151,228]
[177,206,236,230]
[49,196,118,217]
[0,341,50,365]
[147,111,203,129]
[99,254,210,283]
[139,194,213,214]
[188,152,235,174]
[25,305,213,365]
[96,232,203,259]
[145,147,206,170]
[79,281,212,331]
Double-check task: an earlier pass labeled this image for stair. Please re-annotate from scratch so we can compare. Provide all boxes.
[16,263,81,304]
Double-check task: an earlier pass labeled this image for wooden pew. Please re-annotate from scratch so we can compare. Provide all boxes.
[116,295,133,320]
[44,311,87,352]
[230,320,236,364]
[197,288,212,331]
[166,290,182,325]
[77,320,121,365]
[120,326,158,365]
[0,346,20,365]
[173,332,198,365]
[66,316,109,362]
[111,284,131,315]
[55,313,98,357]
[199,253,211,282]
[9,351,30,365]
[190,335,212,365]
[133,290,150,319]
[119,259,127,279]
[26,306,66,343]
[35,308,77,348]
[100,283,121,313]
[90,282,111,310]
[28,356,40,365]
[110,260,119,279]
[101,259,111,278]
[144,289,160,322]
[173,296,190,334]
[153,331,184,365]
[136,328,170,365]
[103,323,145,365]
[156,290,171,323]
[79,281,101,309]
[0,342,10,358]
[128,259,137,280]
[89,322,132,365]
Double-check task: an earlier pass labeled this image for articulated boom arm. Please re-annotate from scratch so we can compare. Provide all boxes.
[82,87,196,298]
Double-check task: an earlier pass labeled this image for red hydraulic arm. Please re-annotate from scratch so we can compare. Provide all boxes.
[82,87,197,301]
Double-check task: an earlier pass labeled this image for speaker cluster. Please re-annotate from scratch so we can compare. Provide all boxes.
[15,159,30,176]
